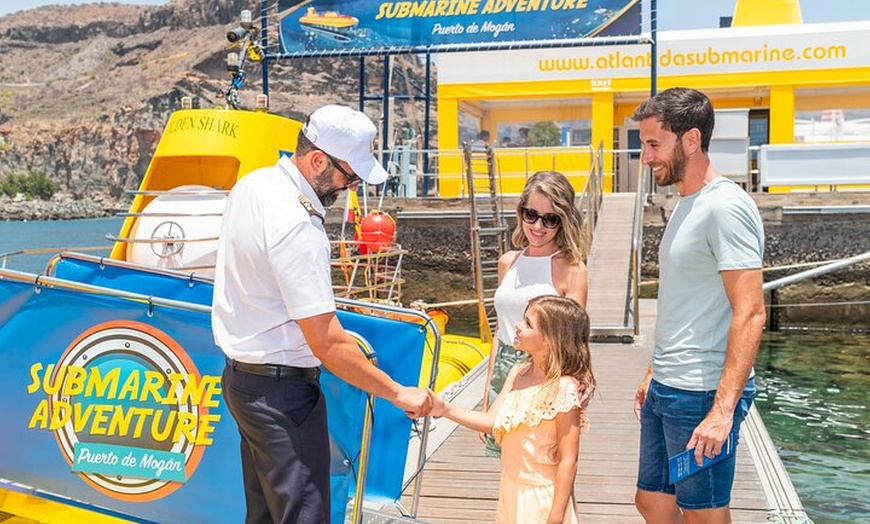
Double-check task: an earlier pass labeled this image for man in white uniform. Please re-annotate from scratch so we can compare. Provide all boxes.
[212,105,432,524]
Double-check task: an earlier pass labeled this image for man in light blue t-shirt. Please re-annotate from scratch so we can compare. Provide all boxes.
[631,88,766,524]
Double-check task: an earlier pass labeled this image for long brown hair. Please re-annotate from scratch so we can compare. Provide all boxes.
[511,171,588,264]
[527,295,596,407]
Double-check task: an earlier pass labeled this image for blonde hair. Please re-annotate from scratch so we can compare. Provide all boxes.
[511,171,588,264]
[526,295,596,408]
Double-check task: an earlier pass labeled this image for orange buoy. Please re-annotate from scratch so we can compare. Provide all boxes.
[358,210,396,254]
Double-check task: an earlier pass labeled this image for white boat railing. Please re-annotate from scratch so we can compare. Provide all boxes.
[125,189,230,197]
[0,245,111,270]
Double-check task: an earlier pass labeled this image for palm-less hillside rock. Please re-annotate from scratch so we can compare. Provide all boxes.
[0,0,427,202]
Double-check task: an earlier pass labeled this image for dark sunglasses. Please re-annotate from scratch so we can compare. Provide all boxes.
[521,206,561,229]
[323,151,360,187]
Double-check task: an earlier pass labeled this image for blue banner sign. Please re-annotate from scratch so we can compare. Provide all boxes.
[0,256,429,523]
[276,0,641,55]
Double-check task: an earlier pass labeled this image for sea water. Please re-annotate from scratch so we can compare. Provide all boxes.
[0,217,122,273]
[755,331,869,524]
[0,218,868,523]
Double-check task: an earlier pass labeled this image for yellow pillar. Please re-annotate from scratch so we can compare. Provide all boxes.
[769,85,795,144]
[436,95,462,197]
[592,90,615,192]
[732,0,802,26]
[481,111,493,145]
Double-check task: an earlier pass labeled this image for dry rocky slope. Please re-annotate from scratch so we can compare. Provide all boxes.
[0,0,426,214]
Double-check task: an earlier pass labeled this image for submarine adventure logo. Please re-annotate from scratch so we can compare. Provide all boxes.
[26,321,222,501]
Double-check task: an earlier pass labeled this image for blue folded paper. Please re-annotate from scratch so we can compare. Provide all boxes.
[668,431,737,484]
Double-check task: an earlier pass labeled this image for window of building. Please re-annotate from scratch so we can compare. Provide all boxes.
[795,109,870,142]
[496,119,591,147]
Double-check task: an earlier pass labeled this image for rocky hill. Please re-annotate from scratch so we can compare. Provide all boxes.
[0,0,428,211]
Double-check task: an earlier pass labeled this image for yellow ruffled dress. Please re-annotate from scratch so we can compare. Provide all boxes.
[492,375,589,524]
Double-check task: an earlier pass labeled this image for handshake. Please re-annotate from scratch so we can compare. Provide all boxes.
[397,386,446,419]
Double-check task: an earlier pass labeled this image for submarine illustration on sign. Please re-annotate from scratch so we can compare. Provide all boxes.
[299,7,358,42]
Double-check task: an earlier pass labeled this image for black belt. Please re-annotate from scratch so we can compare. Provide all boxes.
[227,358,320,380]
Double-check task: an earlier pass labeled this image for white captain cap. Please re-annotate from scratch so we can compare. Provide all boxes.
[302,105,388,185]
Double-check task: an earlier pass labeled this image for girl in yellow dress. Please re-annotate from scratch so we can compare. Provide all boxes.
[431,295,596,523]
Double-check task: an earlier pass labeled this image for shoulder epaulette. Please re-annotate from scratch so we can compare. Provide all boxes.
[298,195,323,221]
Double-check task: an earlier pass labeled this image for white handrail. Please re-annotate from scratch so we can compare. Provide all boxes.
[763,251,870,291]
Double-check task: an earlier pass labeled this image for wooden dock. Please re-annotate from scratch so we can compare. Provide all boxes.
[396,299,807,523]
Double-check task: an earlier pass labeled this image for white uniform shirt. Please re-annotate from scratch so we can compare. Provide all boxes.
[212,155,334,367]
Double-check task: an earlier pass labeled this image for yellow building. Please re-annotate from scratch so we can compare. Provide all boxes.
[435,2,870,195]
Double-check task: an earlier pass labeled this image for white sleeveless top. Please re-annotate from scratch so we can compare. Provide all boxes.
[493,251,559,345]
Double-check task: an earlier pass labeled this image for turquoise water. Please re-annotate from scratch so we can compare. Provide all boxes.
[1,218,868,523]
[0,217,122,273]
[756,331,870,524]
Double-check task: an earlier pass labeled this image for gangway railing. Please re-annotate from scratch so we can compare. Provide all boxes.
[628,162,647,337]
[336,300,443,522]
[578,142,605,240]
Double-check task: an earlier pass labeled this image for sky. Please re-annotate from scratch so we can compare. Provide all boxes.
[2,0,870,27]
[0,0,168,17]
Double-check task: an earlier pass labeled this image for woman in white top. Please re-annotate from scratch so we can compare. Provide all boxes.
[482,170,589,456]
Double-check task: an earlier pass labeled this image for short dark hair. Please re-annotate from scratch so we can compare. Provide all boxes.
[631,87,715,152]
[296,127,317,156]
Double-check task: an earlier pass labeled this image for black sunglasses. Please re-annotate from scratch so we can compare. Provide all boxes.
[521,206,561,229]
[323,151,360,187]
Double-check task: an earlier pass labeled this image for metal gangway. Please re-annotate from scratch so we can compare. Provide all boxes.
[584,143,644,342]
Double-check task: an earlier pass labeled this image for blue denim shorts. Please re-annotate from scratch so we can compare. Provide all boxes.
[636,377,755,510]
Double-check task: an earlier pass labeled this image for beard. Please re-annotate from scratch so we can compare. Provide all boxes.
[318,189,340,208]
[311,166,342,207]
[655,144,688,187]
